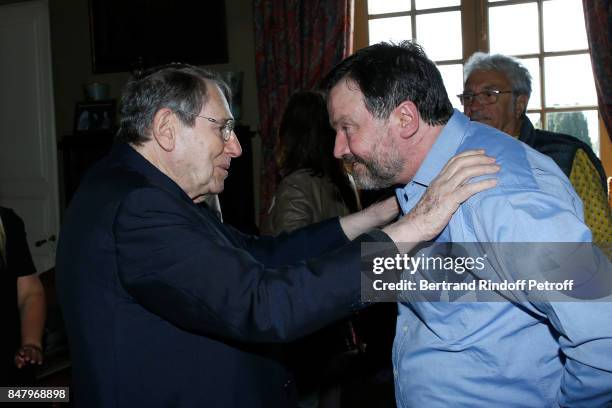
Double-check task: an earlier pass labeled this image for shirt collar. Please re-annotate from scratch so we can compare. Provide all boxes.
[411,109,468,188]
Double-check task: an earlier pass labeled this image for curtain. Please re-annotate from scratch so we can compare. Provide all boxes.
[253,0,353,224]
[583,0,611,139]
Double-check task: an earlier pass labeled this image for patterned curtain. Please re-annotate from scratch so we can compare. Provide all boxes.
[583,0,611,139]
[253,0,353,224]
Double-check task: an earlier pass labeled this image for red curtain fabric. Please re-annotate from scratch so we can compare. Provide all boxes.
[253,0,352,224]
[583,0,611,139]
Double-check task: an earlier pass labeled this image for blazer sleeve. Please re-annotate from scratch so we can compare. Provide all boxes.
[113,187,380,343]
[225,216,351,268]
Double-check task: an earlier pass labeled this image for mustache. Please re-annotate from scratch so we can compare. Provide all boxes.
[342,154,366,166]
[468,113,492,122]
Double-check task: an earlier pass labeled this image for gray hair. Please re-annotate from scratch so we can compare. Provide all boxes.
[463,52,532,96]
[116,63,230,145]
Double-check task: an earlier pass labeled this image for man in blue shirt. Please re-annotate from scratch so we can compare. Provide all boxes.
[322,41,612,407]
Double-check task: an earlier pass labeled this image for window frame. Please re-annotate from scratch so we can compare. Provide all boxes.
[355,0,602,155]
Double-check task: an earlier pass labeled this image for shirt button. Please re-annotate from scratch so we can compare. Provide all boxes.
[393,369,398,377]
[402,325,408,332]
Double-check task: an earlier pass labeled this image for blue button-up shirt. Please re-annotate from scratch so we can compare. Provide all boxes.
[394,110,612,407]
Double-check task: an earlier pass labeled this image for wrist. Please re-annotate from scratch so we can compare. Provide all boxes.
[368,198,399,228]
[383,214,425,243]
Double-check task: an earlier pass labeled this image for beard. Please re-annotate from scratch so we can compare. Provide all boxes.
[342,147,403,190]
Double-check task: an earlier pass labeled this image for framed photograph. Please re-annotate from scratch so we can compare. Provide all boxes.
[73,100,116,134]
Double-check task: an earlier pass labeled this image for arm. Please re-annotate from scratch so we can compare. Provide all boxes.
[1,209,46,368]
[113,188,369,343]
[225,216,353,268]
[339,196,398,240]
[539,301,612,407]
[113,150,498,344]
[15,274,46,368]
[470,185,612,406]
[251,150,498,263]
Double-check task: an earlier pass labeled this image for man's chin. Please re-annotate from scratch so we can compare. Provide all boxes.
[353,174,392,190]
[209,184,224,195]
[351,166,370,187]
[201,181,225,197]
[350,160,398,190]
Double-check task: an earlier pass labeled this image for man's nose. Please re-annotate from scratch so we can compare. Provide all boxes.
[225,132,242,158]
[464,98,483,116]
[333,132,349,159]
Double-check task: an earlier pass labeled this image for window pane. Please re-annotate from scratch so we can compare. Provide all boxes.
[489,3,539,55]
[369,16,412,45]
[415,0,459,10]
[544,54,596,107]
[546,110,599,155]
[438,64,463,109]
[368,0,411,15]
[527,112,542,129]
[517,58,541,110]
[543,0,588,52]
[416,11,462,61]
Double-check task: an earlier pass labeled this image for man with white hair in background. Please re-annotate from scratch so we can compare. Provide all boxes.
[462,52,611,245]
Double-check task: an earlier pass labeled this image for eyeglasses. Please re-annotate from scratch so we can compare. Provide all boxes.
[178,110,235,143]
[457,90,513,106]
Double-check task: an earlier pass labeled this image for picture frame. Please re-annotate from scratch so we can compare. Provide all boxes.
[73,100,116,134]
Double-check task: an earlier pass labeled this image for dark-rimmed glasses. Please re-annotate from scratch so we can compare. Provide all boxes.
[457,90,513,106]
[179,110,235,143]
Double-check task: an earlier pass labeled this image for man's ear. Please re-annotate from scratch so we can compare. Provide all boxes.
[151,108,177,152]
[394,100,420,139]
[514,94,529,119]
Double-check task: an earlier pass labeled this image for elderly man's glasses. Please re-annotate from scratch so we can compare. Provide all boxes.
[457,90,513,106]
[179,110,235,143]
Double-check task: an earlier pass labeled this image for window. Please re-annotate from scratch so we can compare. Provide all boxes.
[365,0,464,109]
[357,0,601,155]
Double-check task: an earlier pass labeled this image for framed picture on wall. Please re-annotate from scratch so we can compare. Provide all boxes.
[73,100,116,134]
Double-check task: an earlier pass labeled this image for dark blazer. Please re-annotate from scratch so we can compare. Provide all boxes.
[56,143,384,408]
